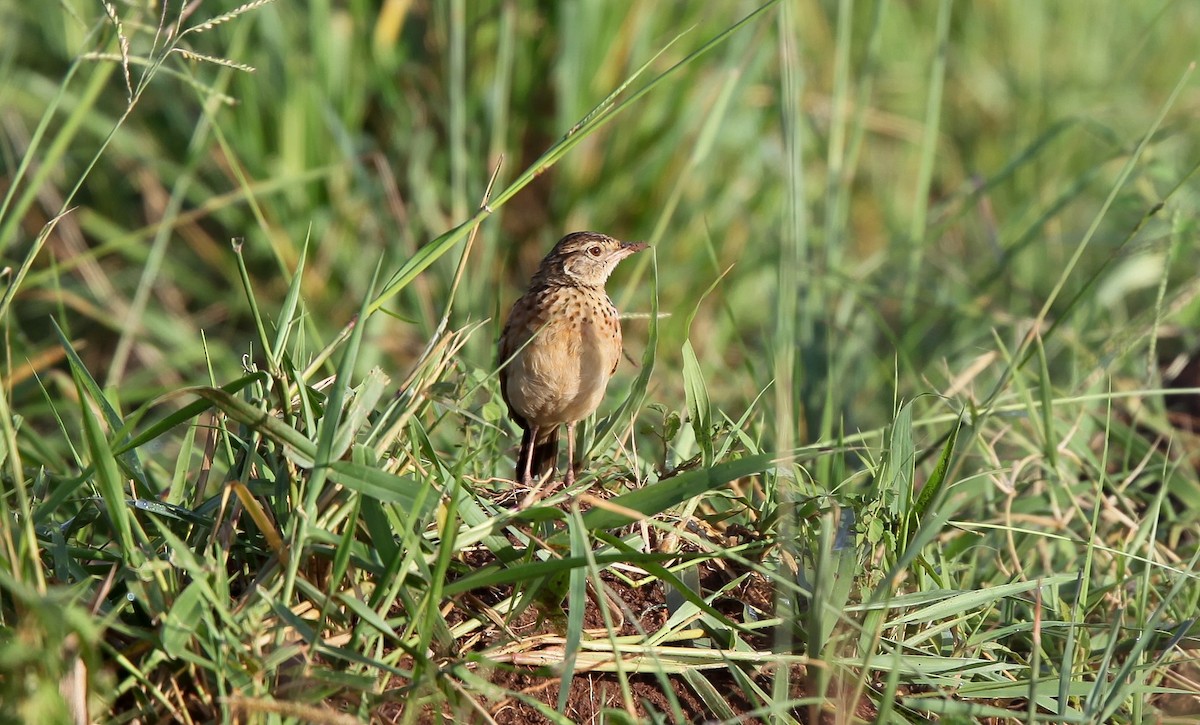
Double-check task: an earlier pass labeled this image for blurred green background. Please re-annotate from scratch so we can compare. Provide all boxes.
[4,0,1199,447]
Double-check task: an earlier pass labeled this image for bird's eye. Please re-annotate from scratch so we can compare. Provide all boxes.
[587,246,602,257]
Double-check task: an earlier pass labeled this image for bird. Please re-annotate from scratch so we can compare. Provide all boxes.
[498,231,647,490]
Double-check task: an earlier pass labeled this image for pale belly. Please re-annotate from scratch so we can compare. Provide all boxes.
[505,317,618,426]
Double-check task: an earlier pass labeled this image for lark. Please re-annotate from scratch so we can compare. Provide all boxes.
[499,231,647,488]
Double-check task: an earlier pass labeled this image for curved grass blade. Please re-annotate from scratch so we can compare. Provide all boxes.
[580,453,774,531]
[682,340,713,466]
[911,412,962,521]
[112,373,267,455]
[444,551,687,597]
[181,385,317,466]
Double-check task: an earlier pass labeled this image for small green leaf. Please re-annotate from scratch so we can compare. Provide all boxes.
[663,410,682,442]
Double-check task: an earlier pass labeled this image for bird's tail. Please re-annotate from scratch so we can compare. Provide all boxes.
[518,427,559,482]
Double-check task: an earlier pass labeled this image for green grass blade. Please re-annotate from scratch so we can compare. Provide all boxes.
[911,411,961,520]
[327,461,435,513]
[556,510,589,712]
[579,453,774,531]
[72,368,137,560]
[681,339,713,467]
[51,318,151,497]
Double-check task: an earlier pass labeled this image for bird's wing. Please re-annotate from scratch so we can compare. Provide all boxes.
[498,294,542,427]
[609,301,624,376]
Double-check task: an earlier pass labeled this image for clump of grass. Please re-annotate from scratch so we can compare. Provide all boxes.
[2,1,1200,723]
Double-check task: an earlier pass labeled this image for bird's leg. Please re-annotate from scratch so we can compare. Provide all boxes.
[564,422,576,488]
[517,425,555,510]
[519,425,538,485]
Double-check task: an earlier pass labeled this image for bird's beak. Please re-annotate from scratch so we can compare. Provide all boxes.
[619,241,649,257]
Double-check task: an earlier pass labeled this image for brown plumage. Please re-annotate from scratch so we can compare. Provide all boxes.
[498,231,647,487]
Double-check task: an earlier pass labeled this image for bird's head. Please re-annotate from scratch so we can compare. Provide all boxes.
[536,231,648,288]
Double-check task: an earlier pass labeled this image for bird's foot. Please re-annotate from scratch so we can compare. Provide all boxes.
[516,469,557,510]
